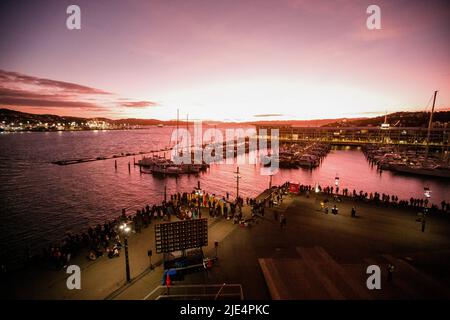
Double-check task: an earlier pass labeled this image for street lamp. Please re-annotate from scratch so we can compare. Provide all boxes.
[422,187,431,232]
[269,173,273,189]
[119,223,131,282]
[334,174,340,195]
[315,183,321,211]
[424,187,431,200]
[234,166,241,199]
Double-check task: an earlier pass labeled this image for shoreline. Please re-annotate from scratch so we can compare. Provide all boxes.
[3,183,450,272]
[2,185,450,299]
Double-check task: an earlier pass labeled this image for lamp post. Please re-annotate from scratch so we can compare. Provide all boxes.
[195,189,202,218]
[269,173,273,189]
[234,166,241,199]
[423,187,431,232]
[315,182,320,211]
[164,185,167,203]
[334,174,340,194]
[119,223,131,282]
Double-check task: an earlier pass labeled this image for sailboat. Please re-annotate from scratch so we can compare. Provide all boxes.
[389,91,450,178]
[380,112,390,130]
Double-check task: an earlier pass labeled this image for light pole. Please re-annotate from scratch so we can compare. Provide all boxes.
[119,223,131,282]
[269,173,273,189]
[334,174,340,195]
[234,166,241,199]
[315,182,321,211]
[423,187,431,232]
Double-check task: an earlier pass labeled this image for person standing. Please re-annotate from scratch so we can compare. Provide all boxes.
[351,207,356,218]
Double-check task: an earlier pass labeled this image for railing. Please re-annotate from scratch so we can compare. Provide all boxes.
[143,283,244,300]
[257,136,448,147]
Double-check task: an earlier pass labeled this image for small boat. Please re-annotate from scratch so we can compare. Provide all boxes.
[151,164,181,176]
[138,156,171,167]
[297,154,319,168]
[179,163,201,174]
[390,163,450,178]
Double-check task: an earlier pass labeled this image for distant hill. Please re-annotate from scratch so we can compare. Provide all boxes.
[322,111,450,128]
[245,118,363,127]
[0,108,83,122]
[1,108,449,129]
[0,108,358,127]
[0,109,169,126]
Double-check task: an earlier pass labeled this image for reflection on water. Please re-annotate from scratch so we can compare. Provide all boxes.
[0,129,449,264]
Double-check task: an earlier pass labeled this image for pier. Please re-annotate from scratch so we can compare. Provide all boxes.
[51,147,173,166]
[2,182,450,300]
[257,125,450,148]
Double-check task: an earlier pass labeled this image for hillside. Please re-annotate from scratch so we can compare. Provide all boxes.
[322,111,450,128]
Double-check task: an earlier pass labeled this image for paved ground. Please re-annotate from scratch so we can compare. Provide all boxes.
[2,191,450,299]
[164,193,450,299]
[0,204,252,300]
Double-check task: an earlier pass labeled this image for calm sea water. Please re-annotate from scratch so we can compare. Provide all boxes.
[0,127,449,265]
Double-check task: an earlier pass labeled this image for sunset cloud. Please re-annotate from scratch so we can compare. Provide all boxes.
[0,70,159,116]
[0,87,103,111]
[253,114,285,118]
[121,101,159,108]
[0,0,448,120]
[0,70,111,95]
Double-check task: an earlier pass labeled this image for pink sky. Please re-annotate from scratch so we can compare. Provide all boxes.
[0,0,448,120]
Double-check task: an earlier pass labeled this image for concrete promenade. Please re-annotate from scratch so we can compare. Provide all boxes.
[192,192,450,299]
[1,199,257,300]
[3,189,450,300]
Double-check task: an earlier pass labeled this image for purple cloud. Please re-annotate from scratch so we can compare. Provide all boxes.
[121,101,159,108]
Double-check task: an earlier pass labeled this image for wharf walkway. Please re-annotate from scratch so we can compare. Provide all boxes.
[2,188,275,300]
[5,185,450,300]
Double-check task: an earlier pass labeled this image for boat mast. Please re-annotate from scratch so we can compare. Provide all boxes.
[425,90,438,159]
[176,108,179,157]
[186,113,189,158]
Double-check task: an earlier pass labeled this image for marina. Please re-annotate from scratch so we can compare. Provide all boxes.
[273,142,331,168]
[1,0,449,307]
[363,145,450,178]
[2,181,450,300]
[1,128,449,273]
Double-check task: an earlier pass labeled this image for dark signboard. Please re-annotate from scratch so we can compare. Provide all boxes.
[155,218,208,254]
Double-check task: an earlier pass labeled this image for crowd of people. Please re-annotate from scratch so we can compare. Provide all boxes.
[9,181,447,273]
[298,183,450,214]
[23,190,255,271]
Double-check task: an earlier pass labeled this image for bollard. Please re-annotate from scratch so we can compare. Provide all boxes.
[128,162,131,173]
[115,160,117,170]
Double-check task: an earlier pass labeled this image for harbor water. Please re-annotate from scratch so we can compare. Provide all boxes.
[0,127,449,266]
